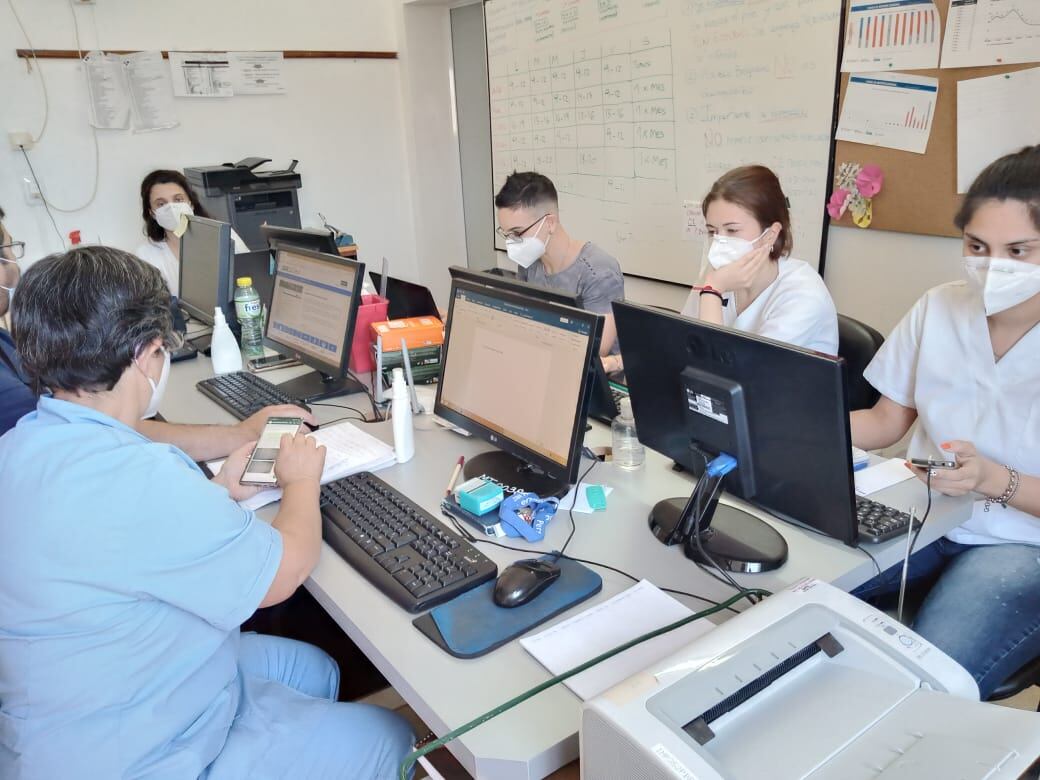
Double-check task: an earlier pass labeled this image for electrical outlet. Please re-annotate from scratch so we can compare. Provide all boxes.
[23,177,42,205]
[9,132,34,151]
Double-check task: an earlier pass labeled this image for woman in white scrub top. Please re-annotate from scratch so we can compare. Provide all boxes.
[135,169,247,296]
[681,165,838,354]
[851,145,1040,699]
[0,246,414,778]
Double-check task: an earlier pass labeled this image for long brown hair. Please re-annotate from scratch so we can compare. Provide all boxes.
[140,169,210,242]
[702,165,793,260]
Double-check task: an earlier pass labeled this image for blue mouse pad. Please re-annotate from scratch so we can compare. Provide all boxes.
[412,557,602,658]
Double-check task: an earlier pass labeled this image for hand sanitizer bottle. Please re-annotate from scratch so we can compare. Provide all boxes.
[210,307,243,374]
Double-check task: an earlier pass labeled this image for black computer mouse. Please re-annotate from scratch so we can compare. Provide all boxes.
[493,558,561,608]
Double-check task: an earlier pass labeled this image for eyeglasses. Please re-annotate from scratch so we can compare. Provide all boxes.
[495,214,549,244]
[0,242,25,261]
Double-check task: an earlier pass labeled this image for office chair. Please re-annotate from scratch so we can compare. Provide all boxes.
[988,656,1040,711]
[837,314,885,411]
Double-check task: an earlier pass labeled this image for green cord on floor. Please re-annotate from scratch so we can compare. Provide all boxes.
[398,587,771,780]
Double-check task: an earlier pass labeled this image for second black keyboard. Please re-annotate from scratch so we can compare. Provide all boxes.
[196,371,309,420]
[856,496,921,544]
[320,472,498,612]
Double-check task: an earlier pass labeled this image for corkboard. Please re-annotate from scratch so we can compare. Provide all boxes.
[832,0,1037,238]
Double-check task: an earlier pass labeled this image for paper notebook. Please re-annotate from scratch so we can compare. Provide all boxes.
[209,421,397,510]
[519,580,715,701]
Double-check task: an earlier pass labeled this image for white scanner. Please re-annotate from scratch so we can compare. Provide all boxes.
[581,578,1040,779]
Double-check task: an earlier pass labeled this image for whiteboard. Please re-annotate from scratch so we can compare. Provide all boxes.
[485,0,843,284]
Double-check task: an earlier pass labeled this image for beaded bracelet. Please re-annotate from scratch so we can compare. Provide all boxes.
[984,464,1020,513]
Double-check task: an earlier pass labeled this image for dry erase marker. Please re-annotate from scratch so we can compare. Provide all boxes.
[446,456,465,497]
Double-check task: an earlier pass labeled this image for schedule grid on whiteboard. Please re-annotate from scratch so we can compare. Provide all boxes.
[485,0,844,285]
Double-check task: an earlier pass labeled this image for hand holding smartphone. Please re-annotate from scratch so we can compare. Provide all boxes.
[240,416,304,485]
[909,453,958,470]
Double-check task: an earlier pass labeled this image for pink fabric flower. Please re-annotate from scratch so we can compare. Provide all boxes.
[827,188,850,219]
[856,165,884,198]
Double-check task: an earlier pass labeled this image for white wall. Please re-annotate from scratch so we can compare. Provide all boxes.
[1,0,420,285]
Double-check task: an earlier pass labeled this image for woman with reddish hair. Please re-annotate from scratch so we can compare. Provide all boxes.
[682,165,838,354]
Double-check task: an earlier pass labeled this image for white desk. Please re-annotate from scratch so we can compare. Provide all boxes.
[162,357,971,780]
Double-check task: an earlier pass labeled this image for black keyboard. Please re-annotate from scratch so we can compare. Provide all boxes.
[856,496,921,544]
[196,371,309,420]
[320,472,498,612]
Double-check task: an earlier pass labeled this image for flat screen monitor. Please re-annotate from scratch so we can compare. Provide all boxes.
[435,279,603,496]
[178,215,234,325]
[368,272,440,320]
[263,246,366,401]
[260,224,339,256]
[614,301,856,573]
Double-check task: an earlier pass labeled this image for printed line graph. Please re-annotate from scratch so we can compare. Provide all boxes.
[942,0,1040,66]
[986,1,1040,43]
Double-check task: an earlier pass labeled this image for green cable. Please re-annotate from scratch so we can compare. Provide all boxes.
[397,587,772,780]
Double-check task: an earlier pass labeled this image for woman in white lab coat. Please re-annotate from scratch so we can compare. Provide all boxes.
[134,169,247,296]
[681,165,838,354]
[851,145,1040,699]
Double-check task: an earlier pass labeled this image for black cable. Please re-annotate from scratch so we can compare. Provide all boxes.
[309,401,369,423]
[20,147,64,247]
[857,544,883,577]
[689,474,758,607]
[553,458,597,563]
[347,371,382,420]
[907,468,933,558]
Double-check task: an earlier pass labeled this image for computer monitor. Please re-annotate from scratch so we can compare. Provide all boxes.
[368,272,440,320]
[435,279,603,497]
[263,246,366,401]
[445,265,621,423]
[178,215,234,325]
[614,301,858,573]
[260,223,339,256]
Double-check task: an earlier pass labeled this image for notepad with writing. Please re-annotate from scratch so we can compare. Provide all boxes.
[208,421,397,510]
[519,580,715,701]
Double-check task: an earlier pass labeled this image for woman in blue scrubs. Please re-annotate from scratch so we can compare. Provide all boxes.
[0,246,414,779]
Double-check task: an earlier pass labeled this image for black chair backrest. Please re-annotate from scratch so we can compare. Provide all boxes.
[837,314,885,411]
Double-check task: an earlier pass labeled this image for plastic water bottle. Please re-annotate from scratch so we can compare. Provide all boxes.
[391,368,415,463]
[612,397,645,470]
[210,307,243,374]
[234,277,264,358]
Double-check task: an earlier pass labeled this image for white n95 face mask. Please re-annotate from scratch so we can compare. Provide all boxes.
[963,256,1040,316]
[505,217,548,269]
[153,202,194,233]
[706,228,771,270]
[137,348,171,420]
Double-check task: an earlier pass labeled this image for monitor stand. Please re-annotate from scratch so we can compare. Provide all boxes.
[464,451,569,498]
[276,370,366,403]
[649,473,787,574]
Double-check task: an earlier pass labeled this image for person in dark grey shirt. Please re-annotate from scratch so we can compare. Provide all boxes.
[495,172,626,372]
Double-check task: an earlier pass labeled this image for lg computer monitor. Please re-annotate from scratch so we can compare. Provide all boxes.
[260,224,339,256]
[263,246,366,401]
[435,279,603,497]
[178,215,234,325]
[614,301,857,572]
[368,272,440,320]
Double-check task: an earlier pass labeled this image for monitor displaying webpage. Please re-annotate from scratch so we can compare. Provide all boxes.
[267,250,356,368]
[439,287,593,466]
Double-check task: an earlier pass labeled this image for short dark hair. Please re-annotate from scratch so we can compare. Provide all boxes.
[703,165,793,261]
[955,145,1040,232]
[12,246,177,394]
[494,171,559,211]
[140,169,210,242]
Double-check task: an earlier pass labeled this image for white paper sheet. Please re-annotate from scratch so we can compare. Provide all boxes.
[230,51,287,95]
[957,67,1040,192]
[559,482,614,514]
[83,51,130,129]
[941,0,1040,69]
[855,457,916,496]
[123,51,179,132]
[841,0,941,73]
[520,580,715,701]
[169,51,233,97]
[836,72,938,153]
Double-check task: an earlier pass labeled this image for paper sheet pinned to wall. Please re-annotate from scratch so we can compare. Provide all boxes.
[230,51,287,95]
[83,52,130,130]
[941,0,1040,68]
[123,51,179,132]
[169,51,234,97]
[841,0,941,73]
[836,72,938,154]
[957,67,1040,193]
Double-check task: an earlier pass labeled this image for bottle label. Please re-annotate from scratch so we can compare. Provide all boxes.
[236,299,262,319]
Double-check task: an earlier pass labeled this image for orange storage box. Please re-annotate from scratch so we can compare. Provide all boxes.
[370,316,444,351]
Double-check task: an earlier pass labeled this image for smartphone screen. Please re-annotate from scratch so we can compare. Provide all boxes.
[241,417,303,485]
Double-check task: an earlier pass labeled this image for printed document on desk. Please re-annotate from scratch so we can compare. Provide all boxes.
[208,421,396,510]
[841,1,941,72]
[520,580,715,701]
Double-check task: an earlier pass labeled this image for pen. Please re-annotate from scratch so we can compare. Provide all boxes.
[446,456,465,497]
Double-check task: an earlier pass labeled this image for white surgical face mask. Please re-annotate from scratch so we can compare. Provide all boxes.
[706,228,771,270]
[0,258,18,313]
[153,202,194,234]
[962,256,1040,316]
[505,217,548,269]
[136,348,171,420]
